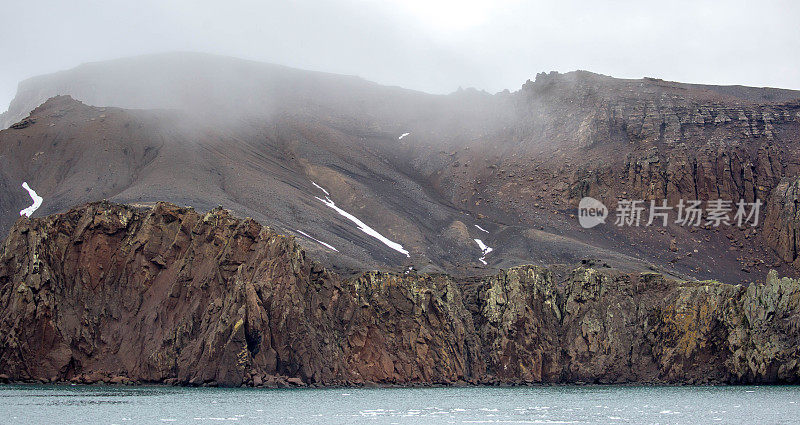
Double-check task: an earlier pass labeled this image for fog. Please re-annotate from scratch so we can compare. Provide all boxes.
[1,0,799,112]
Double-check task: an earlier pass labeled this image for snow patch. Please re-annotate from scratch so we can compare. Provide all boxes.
[19,182,43,217]
[398,132,410,140]
[474,238,493,265]
[311,181,330,196]
[474,224,489,233]
[315,195,410,257]
[295,229,338,252]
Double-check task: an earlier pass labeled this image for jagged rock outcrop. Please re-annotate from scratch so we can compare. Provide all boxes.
[517,72,800,206]
[1,202,798,386]
[0,201,485,386]
[764,177,800,268]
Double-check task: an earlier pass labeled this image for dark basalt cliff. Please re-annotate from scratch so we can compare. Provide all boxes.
[764,176,800,268]
[1,202,799,386]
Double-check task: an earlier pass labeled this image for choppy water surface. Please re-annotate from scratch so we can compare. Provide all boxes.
[1,384,798,424]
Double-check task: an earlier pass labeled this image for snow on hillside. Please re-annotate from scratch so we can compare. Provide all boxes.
[312,181,410,257]
[19,182,43,217]
[474,238,493,265]
[295,229,338,252]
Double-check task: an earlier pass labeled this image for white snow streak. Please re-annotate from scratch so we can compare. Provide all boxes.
[295,229,338,252]
[19,182,43,217]
[311,181,330,196]
[474,224,489,233]
[474,238,492,254]
[474,238,493,265]
[316,195,410,257]
[398,132,410,140]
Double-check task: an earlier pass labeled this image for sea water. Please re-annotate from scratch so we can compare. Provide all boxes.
[0,384,798,424]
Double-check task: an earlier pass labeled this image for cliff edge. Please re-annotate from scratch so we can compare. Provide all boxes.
[1,202,798,386]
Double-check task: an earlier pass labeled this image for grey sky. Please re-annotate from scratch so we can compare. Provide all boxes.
[1,0,799,112]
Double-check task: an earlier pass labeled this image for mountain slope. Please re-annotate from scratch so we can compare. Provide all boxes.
[2,53,800,282]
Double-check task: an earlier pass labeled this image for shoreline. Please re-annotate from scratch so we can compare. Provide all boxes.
[2,379,798,389]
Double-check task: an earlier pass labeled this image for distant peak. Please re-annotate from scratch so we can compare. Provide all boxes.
[35,95,81,110]
[28,95,84,117]
[6,95,84,130]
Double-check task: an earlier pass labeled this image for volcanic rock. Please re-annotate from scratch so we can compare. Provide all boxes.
[1,202,798,385]
[2,54,800,285]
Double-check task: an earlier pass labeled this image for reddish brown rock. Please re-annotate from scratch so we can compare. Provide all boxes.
[764,177,800,268]
[1,202,799,386]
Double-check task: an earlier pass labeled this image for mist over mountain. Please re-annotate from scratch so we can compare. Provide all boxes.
[1,53,799,283]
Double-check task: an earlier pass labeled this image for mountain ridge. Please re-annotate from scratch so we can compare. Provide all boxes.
[5,52,800,130]
[1,53,799,283]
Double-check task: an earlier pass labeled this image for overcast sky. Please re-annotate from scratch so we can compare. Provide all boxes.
[1,0,799,112]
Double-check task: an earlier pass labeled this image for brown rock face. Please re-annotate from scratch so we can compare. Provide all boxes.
[1,202,799,386]
[764,177,800,268]
[0,202,483,386]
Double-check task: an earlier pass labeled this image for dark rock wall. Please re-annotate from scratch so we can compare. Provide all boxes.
[764,177,800,268]
[1,202,798,386]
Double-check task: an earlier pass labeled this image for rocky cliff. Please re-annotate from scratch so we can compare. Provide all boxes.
[1,202,798,386]
[764,176,800,268]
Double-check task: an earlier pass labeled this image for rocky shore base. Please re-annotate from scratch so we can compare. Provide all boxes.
[1,202,799,386]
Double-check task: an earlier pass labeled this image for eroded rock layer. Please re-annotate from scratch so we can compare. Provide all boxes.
[1,202,799,386]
